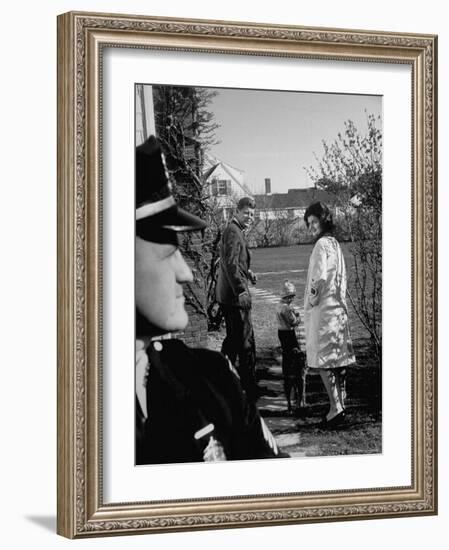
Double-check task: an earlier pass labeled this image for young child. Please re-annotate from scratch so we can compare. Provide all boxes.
[276,280,306,413]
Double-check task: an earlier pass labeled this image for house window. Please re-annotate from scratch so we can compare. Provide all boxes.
[218,179,231,196]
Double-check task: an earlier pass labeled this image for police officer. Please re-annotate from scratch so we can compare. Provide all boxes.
[135,136,286,464]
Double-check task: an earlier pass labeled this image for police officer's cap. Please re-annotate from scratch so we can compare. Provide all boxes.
[136,136,206,242]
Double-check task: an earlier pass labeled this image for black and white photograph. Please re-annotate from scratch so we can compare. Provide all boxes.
[135,83,383,465]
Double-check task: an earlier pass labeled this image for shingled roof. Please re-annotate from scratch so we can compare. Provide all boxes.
[254,187,333,209]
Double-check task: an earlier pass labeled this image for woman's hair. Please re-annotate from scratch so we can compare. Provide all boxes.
[303,201,336,235]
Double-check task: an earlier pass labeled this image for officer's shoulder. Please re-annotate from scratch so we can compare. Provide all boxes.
[193,348,241,387]
[191,346,230,371]
[177,341,237,378]
[161,339,227,365]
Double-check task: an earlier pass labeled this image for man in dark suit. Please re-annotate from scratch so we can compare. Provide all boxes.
[216,197,259,402]
[135,137,286,464]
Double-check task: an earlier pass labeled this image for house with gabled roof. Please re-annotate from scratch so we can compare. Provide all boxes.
[203,155,254,220]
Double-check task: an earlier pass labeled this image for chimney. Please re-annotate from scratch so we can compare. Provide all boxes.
[264,178,271,195]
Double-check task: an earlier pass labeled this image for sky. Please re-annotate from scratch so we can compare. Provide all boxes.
[207,88,382,194]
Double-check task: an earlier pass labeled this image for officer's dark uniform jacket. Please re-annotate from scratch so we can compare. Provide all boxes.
[136,338,285,464]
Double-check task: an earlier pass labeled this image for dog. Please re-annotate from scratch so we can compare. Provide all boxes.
[281,346,307,414]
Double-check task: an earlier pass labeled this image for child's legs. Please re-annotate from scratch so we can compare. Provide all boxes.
[278,330,299,375]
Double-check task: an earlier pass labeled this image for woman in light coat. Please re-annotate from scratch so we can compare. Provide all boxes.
[303,202,355,426]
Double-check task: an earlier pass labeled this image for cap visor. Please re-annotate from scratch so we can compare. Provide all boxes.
[136,205,206,243]
[160,205,207,232]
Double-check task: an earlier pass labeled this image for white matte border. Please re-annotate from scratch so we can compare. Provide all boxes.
[103,48,411,503]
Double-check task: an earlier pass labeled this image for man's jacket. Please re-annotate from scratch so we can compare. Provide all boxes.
[216,218,251,306]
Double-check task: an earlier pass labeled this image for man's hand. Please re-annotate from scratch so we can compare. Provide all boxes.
[238,291,252,310]
[248,269,257,285]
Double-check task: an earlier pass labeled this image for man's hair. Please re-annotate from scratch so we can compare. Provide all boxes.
[237,196,255,210]
[303,201,336,234]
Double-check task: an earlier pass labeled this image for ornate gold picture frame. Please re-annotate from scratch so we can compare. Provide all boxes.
[57,11,437,538]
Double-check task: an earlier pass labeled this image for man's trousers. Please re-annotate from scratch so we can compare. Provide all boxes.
[220,304,258,402]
